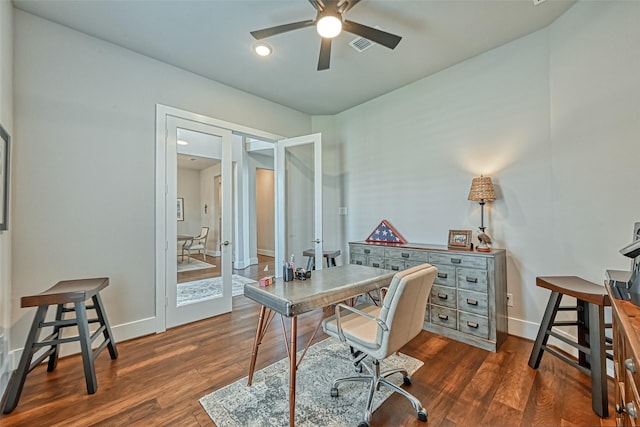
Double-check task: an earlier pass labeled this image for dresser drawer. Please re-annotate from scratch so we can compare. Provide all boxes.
[351,254,367,266]
[430,306,457,330]
[432,264,456,287]
[457,268,489,293]
[458,312,489,339]
[431,285,457,309]
[369,257,385,269]
[385,248,429,263]
[457,289,488,316]
[429,252,487,269]
[351,245,385,257]
[406,260,430,269]
[385,259,406,271]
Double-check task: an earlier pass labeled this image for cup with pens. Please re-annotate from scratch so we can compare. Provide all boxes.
[283,255,295,282]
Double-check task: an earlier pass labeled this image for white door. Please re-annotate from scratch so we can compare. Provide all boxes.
[276,133,323,274]
[166,116,233,328]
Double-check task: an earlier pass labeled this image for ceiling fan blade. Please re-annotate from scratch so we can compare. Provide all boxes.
[338,0,361,14]
[317,38,332,71]
[308,0,325,12]
[250,20,315,40]
[342,20,402,50]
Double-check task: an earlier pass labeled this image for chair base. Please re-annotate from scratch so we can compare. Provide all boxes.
[330,358,427,426]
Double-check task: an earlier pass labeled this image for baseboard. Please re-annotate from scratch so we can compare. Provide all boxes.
[257,249,275,257]
[8,316,158,370]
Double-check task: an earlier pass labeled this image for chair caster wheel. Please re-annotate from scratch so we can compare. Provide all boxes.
[330,387,339,397]
[358,422,369,427]
[403,375,412,385]
[418,409,428,422]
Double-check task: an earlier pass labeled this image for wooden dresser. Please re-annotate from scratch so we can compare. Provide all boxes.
[608,281,640,425]
[349,241,507,352]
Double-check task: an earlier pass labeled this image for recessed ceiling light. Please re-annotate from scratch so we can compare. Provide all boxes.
[177,139,188,145]
[253,42,272,57]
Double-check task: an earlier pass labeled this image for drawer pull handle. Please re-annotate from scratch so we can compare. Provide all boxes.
[451,258,462,264]
[437,293,448,300]
[364,249,371,254]
[624,357,637,373]
[356,261,363,265]
[437,273,448,279]
[466,277,478,283]
[401,253,410,258]
[372,263,380,268]
[438,314,449,321]
[391,266,400,271]
[467,321,479,329]
[467,299,478,306]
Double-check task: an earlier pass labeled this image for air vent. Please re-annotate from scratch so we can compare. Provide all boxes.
[349,25,382,53]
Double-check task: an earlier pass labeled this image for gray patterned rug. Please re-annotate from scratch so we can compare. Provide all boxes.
[177,257,215,272]
[177,275,255,306]
[199,338,424,426]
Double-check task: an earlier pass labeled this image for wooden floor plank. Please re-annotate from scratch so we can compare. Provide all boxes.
[1,256,614,426]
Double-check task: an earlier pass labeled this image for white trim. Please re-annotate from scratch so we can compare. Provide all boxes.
[257,249,275,257]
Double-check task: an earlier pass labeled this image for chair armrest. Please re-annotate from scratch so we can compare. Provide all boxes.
[333,303,388,343]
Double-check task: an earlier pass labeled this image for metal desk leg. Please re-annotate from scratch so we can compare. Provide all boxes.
[289,316,297,427]
[247,306,267,386]
[588,302,608,417]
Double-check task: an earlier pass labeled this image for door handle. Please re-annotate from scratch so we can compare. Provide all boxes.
[222,240,231,246]
[312,239,321,243]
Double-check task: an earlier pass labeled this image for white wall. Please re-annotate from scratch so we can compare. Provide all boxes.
[314,0,640,339]
[256,168,275,256]
[10,9,310,355]
[177,168,201,236]
[0,0,13,397]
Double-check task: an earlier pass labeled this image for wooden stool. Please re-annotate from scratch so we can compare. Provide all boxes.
[528,276,612,418]
[303,249,341,270]
[1,278,118,414]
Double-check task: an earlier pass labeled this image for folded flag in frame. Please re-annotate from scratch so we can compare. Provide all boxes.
[366,219,407,244]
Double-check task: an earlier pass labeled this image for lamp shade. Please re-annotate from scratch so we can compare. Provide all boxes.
[467,176,496,202]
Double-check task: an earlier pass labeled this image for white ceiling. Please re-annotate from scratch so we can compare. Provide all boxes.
[13,0,576,115]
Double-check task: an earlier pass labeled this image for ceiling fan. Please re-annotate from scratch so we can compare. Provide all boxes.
[250,0,402,71]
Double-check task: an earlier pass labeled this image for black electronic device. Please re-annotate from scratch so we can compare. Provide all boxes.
[619,224,640,305]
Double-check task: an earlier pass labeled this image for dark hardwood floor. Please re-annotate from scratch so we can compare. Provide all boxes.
[1,259,616,426]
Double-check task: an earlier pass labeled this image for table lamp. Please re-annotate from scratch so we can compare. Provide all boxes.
[468,175,497,252]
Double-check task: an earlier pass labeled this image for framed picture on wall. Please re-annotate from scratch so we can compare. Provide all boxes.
[177,198,184,221]
[448,229,473,250]
[0,124,9,231]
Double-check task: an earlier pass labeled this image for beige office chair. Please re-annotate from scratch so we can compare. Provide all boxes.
[322,263,438,427]
[181,226,209,263]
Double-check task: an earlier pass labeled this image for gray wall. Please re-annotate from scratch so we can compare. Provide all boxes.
[10,10,311,353]
[313,0,640,339]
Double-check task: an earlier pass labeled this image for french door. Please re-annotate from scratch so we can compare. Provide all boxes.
[165,116,233,328]
[276,133,323,274]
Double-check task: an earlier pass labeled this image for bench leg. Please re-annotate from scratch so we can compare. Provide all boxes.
[1,305,48,414]
[75,301,98,394]
[47,303,65,372]
[528,291,563,369]
[588,302,608,418]
[92,293,118,359]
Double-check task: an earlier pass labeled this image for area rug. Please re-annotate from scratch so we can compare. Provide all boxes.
[177,274,256,306]
[199,338,424,426]
[177,257,216,272]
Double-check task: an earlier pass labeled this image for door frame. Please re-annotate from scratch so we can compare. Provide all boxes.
[155,105,283,333]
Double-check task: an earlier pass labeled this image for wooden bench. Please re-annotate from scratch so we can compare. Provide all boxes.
[528,276,612,418]
[1,278,118,414]
[303,249,341,270]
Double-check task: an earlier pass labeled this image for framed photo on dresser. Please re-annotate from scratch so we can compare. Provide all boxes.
[448,229,473,250]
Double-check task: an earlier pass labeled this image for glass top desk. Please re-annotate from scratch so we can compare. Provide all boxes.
[243,264,396,426]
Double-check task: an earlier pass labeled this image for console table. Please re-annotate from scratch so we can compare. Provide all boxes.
[349,241,507,352]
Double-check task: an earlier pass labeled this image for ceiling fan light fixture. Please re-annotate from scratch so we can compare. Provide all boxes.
[253,42,272,57]
[316,14,342,38]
